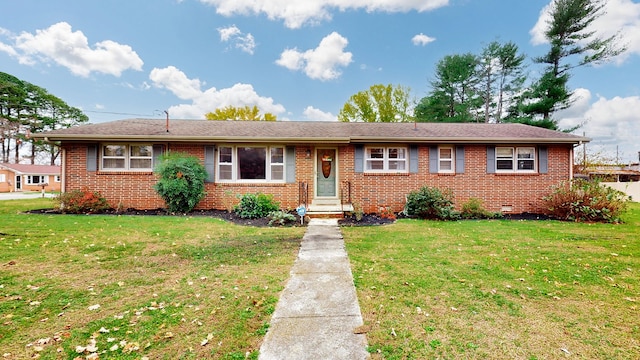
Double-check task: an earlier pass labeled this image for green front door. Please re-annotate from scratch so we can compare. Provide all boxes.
[316,149,336,197]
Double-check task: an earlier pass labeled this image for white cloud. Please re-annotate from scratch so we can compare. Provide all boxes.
[149,66,285,119]
[557,88,640,162]
[217,25,256,55]
[199,0,449,28]
[3,22,143,77]
[276,32,352,81]
[302,106,338,121]
[412,33,436,46]
[531,0,640,64]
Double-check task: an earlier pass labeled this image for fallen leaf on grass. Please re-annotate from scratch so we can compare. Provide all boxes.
[353,325,371,334]
[201,333,214,346]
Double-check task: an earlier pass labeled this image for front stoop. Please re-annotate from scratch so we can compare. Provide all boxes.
[306,200,354,218]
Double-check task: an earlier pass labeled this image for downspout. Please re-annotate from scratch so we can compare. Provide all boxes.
[61,147,66,194]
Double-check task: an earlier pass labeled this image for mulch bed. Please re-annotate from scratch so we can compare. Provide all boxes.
[25,208,549,227]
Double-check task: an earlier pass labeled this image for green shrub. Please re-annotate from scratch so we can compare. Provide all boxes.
[268,210,296,226]
[542,179,628,223]
[460,198,501,219]
[404,186,460,220]
[56,187,111,214]
[234,193,279,219]
[153,152,207,213]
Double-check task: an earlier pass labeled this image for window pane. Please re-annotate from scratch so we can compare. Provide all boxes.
[439,148,452,159]
[440,160,452,171]
[271,164,284,180]
[104,145,125,157]
[131,145,152,157]
[130,159,152,169]
[103,158,125,169]
[518,160,535,170]
[271,147,284,164]
[389,160,406,170]
[496,160,513,170]
[496,147,513,158]
[368,148,384,159]
[366,160,384,170]
[219,147,233,163]
[238,147,266,180]
[517,148,535,159]
[219,164,232,180]
[388,148,405,159]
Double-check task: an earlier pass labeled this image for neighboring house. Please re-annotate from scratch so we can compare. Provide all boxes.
[33,119,589,215]
[0,163,61,193]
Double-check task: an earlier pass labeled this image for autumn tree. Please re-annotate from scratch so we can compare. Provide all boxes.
[338,84,413,122]
[205,105,276,121]
[516,0,626,128]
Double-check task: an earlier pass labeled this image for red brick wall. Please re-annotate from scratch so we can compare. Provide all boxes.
[342,145,572,214]
[62,143,572,214]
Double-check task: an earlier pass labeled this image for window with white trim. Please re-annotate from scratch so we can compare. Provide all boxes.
[438,146,455,173]
[101,144,153,171]
[26,175,45,184]
[365,146,407,173]
[54,175,61,182]
[496,146,536,172]
[0,174,5,182]
[217,145,285,182]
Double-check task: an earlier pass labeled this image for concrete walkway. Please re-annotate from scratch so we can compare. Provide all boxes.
[259,218,369,360]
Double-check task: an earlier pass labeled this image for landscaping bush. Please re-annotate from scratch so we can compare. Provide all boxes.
[56,187,111,214]
[154,152,207,213]
[460,198,501,219]
[404,186,460,220]
[542,179,628,223]
[234,193,279,219]
[268,210,297,226]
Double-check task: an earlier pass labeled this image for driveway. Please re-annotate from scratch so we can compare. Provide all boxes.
[0,192,56,200]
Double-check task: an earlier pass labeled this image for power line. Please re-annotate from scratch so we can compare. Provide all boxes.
[83,110,161,117]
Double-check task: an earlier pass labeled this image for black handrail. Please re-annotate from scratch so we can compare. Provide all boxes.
[298,182,308,208]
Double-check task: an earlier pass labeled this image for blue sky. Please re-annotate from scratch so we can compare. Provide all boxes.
[1,0,639,162]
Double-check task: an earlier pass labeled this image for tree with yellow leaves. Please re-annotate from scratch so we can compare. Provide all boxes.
[205,105,277,121]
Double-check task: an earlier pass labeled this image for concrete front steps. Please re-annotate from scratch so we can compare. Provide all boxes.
[305,199,354,218]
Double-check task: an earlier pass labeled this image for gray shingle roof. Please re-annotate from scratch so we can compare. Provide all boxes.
[34,118,590,144]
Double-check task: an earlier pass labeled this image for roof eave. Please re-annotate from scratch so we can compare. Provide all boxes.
[35,134,591,145]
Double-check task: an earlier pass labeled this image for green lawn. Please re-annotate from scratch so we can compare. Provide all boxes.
[343,202,640,359]
[0,198,305,359]
[2,199,639,359]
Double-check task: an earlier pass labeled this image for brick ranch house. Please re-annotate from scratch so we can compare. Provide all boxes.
[0,163,61,193]
[33,119,589,216]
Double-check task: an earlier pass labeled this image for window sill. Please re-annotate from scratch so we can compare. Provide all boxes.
[97,171,154,175]
[216,182,288,187]
[493,172,539,176]
[364,172,410,176]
